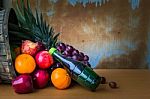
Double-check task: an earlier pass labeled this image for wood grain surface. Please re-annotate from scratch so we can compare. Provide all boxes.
[0,69,150,99]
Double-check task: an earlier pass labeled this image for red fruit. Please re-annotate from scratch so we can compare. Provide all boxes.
[12,75,34,94]
[35,51,54,69]
[32,69,49,89]
[21,40,39,56]
[37,42,46,51]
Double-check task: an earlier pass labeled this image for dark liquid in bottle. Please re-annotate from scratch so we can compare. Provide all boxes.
[50,48,101,91]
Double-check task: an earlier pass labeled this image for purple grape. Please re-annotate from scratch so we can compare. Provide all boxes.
[82,61,91,67]
[77,56,82,61]
[67,56,72,59]
[72,50,79,55]
[56,46,62,52]
[78,52,84,61]
[59,43,66,51]
[59,43,65,47]
[72,55,79,61]
[78,54,84,61]
[56,63,63,68]
[49,62,63,73]
[56,43,66,52]
[84,55,89,61]
[66,45,74,50]
[66,46,74,54]
[79,52,84,57]
[62,50,72,57]
[56,62,61,66]
[65,44,69,47]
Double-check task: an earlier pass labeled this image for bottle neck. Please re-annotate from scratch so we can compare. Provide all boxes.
[53,51,66,62]
[52,51,75,70]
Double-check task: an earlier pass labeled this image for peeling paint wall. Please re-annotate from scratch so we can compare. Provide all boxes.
[129,0,140,10]
[12,0,150,69]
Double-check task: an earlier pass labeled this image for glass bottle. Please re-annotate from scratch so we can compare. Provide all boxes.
[49,48,101,91]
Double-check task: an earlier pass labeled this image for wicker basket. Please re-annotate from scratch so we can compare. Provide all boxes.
[0,8,17,84]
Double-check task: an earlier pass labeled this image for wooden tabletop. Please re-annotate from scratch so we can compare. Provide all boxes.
[0,69,150,99]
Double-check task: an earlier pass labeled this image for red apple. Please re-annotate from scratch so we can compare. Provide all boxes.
[32,69,49,89]
[12,75,34,94]
[35,51,54,69]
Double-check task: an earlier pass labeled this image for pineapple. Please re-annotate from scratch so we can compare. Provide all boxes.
[9,0,60,50]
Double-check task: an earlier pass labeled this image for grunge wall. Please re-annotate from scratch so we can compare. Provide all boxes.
[11,0,150,69]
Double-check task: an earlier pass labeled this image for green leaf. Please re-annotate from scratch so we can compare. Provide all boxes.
[15,0,26,25]
[8,23,33,37]
[24,7,32,28]
[43,21,47,35]
[27,0,32,14]
[26,0,36,26]
[40,13,44,35]
[20,0,25,11]
[35,10,43,35]
[53,32,60,41]
[9,31,33,40]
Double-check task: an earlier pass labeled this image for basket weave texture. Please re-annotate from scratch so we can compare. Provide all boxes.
[0,8,16,84]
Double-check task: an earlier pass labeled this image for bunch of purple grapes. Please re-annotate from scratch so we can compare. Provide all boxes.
[49,42,91,72]
[56,42,91,67]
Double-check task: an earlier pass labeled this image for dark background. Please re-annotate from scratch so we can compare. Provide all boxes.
[0,0,3,8]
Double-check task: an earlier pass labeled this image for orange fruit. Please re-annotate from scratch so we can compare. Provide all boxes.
[15,54,36,74]
[51,68,71,90]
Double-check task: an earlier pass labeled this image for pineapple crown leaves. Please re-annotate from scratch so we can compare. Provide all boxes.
[15,0,60,49]
[35,10,60,49]
[15,0,36,29]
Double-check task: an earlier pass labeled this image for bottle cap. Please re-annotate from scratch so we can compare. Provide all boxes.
[49,47,57,55]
